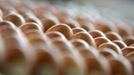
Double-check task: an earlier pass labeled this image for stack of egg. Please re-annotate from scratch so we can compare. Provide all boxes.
[0,0,134,75]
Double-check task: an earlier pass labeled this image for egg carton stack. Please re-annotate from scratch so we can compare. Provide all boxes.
[0,0,134,75]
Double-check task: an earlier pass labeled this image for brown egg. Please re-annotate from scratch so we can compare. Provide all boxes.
[122,47,134,56]
[75,15,95,31]
[41,15,59,32]
[124,36,134,46]
[0,27,18,39]
[109,57,133,75]
[126,51,134,59]
[25,12,43,29]
[125,51,134,75]
[72,28,87,34]
[75,14,94,24]
[32,49,60,75]
[89,30,106,38]
[71,39,90,49]
[0,28,32,75]
[81,23,95,31]
[94,37,110,47]
[47,24,73,40]
[78,48,110,75]
[63,19,80,28]
[116,23,133,38]
[19,22,42,32]
[28,4,45,18]
[105,32,122,41]
[99,48,119,59]
[4,37,24,61]
[113,40,127,49]
[53,9,73,23]
[72,32,96,47]
[46,32,67,41]
[3,11,25,27]
[0,21,17,30]
[93,20,116,33]
[51,39,86,75]
[113,20,133,37]
[31,48,60,75]
[51,38,72,54]
[59,56,86,75]
[0,27,23,60]
[99,42,122,54]
[117,26,130,38]
[59,53,86,75]
[24,30,45,45]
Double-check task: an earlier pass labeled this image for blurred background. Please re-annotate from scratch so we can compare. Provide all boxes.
[33,0,134,21]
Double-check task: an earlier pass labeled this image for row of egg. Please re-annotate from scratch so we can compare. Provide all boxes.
[0,1,134,75]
